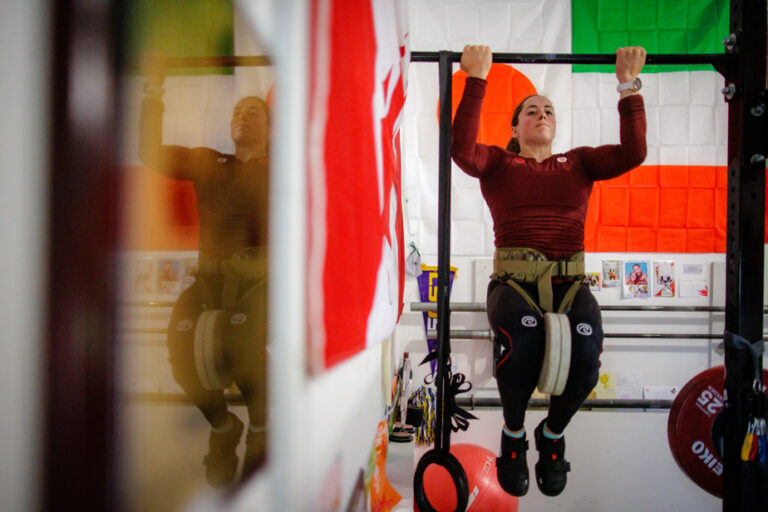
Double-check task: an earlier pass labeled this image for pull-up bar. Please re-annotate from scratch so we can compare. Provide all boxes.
[128,51,730,70]
[124,55,272,71]
[410,51,731,67]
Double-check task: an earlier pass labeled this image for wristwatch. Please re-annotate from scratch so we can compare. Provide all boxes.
[617,77,642,93]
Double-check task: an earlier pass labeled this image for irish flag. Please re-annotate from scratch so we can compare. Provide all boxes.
[572,0,731,252]
[405,0,737,261]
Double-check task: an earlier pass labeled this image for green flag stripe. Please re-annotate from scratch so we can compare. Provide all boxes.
[125,0,235,76]
[571,0,729,73]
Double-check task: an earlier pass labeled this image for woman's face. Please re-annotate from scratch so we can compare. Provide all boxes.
[633,264,641,273]
[511,95,556,146]
[231,97,270,147]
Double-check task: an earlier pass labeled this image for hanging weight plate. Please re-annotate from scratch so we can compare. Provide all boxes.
[538,313,563,395]
[551,313,571,396]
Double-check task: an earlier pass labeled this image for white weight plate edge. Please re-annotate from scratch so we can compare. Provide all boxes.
[538,312,562,394]
[551,313,571,396]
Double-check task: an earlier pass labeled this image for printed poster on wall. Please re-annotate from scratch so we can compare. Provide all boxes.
[417,263,457,375]
[679,263,709,297]
[602,260,621,288]
[653,260,676,297]
[623,260,650,299]
[680,279,709,298]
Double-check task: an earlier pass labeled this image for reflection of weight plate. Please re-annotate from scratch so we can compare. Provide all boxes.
[193,310,233,391]
[667,366,768,497]
[538,313,571,396]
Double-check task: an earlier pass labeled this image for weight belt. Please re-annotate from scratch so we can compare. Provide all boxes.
[492,247,585,315]
[198,246,267,310]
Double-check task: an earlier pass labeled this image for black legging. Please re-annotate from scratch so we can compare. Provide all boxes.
[487,279,603,434]
[167,273,267,430]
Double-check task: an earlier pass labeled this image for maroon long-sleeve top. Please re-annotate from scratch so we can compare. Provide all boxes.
[451,77,647,260]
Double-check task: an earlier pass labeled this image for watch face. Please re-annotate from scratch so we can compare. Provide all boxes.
[633,77,642,90]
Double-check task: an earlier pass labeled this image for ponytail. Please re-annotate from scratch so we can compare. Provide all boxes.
[507,94,539,155]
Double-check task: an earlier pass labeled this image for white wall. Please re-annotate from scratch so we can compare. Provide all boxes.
[0,0,48,511]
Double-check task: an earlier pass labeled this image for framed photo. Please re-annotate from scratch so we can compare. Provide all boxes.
[131,257,155,294]
[183,257,198,289]
[156,258,182,295]
[653,260,676,297]
[584,272,602,291]
[623,260,650,299]
[602,260,621,288]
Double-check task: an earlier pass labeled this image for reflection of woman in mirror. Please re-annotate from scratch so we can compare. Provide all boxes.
[139,51,270,486]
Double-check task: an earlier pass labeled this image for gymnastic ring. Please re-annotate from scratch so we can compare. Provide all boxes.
[413,448,469,512]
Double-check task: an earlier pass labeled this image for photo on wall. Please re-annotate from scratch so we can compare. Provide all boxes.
[653,260,676,297]
[156,258,182,295]
[602,260,621,288]
[131,257,155,294]
[584,272,602,291]
[183,257,198,289]
[623,260,650,299]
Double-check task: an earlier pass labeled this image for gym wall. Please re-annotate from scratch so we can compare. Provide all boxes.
[394,0,760,511]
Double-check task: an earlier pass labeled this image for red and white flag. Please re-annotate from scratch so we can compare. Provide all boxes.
[307,0,409,372]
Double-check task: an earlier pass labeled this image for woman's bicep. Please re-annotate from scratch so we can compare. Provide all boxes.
[580,143,644,181]
[451,142,502,178]
[146,146,215,181]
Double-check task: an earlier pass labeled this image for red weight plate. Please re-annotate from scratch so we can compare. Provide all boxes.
[673,367,727,497]
[667,367,723,477]
[669,366,768,498]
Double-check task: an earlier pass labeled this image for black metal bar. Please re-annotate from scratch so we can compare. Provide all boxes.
[434,50,453,453]
[165,55,270,68]
[723,1,768,510]
[135,326,741,340]
[126,392,674,411]
[124,55,271,71]
[429,329,730,341]
[457,396,673,410]
[604,333,722,340]
[411,51,730,67]
[410,302,768,313]
[120,301,175,308]
[125,392,246,404]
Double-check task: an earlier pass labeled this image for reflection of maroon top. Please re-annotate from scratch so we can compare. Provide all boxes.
[451,77,647,260]
[140,98,269,260]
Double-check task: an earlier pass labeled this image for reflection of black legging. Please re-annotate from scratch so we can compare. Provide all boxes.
[487,279,603,434]
[167,273,267,429]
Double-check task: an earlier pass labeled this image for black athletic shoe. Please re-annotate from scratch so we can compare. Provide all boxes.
[533,419,571,496]
[242,427,267,480]
[496,429,530,497]
[203,413,244,488]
